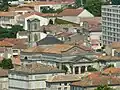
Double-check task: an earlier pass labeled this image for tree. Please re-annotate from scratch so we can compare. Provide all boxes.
[1,58,13,69]
[75,0,86,7]
[95,85,115,90]
[111,0,120,5]
[84,0,103,16]
[0,0,9,11]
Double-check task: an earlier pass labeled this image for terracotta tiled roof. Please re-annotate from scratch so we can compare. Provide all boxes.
[0,41,13,47]
[9,7,34,11]
[58,8,84,16]
[23,46,45,53]
[22,12,58,18]
[71,72,120,87]
[43,44,74,54]
[12,44,28,49]
[23,44,74,54]
[3,38,26,45]
[0,68,8,77]
[0,12,16,16]
[12,63,65,74]
[98,56,120,61]
[47,74,81,83]
[111,42,120,49]
[103,67,120,75]
[21,1,61,7]
[80,17,101,32]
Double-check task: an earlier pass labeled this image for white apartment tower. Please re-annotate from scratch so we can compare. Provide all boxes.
[102,5,120,45]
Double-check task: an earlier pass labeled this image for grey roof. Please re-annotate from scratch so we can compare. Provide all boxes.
[36,35,64,45]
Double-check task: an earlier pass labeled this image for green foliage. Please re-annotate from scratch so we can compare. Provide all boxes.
[0,25,24,38]
[75,0,86,7]
[62,65,68,73]
[42,7,63,13]
[87,66,97,72]
[111,0,120,5]
[95,85,115,90]
[0,0,9,11]
[1,58,13,69]
[84,0,102,16]
[104,64,114,70]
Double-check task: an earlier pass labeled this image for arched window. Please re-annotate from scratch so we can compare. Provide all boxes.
[34,34,38,41]
[34,23,37,30]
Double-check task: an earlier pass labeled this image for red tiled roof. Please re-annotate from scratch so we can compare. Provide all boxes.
[0,68,8,77]
[0,41,13,47]
[103,67,120,75]
[3,38,26,45]
[71,72,120,87]
[80,17,101,32]
[58,8,84,16]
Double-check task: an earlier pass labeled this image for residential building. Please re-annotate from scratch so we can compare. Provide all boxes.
[103,67,120,77]
[16,31,47,45]
[9,63,65,90]
[102,5,120,45]
[0,68,8,90]
[70,72,120,90]
[97,56,120,70]
[46,74,81,90]
[17,12,49,30]
[105,42,120,56]
[57,8,94,24]
[21,44,96,73]
[0,12,20,27]
[9,7,34,15]
[80,17,102,50]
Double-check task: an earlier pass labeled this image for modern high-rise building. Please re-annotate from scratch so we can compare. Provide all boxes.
[102,5,120,45]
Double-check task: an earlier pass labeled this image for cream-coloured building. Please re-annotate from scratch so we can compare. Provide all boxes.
[9,63,65,90]
[0,12,20,27]
[0,68,8,90]
[57,8,94,24]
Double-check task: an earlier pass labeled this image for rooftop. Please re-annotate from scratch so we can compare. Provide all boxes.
[98,56,120,61]
[103,67,120,75]
[10,63,65,74]
[47,74,81,83]
[0,68,8,77]
[58,8,84,16]
[36,35,64,45]
[23,44,74,54]
[111,42,120,49]
[0,41,14,47]
[0,12,16,17]
[71,72,120,87]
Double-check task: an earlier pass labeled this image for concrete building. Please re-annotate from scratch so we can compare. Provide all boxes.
[0,12,20,27]
[57,8,94,24]
[102,5,120,45]
[46,74,81,90]
[70,72,120,90]
[0,68,8,90]
[8,63,65,90]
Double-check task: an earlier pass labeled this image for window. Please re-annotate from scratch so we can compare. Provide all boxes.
[64,83,67,86]
[34,23,37,30]
[64,87,67,90]
[58,87,61,90]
